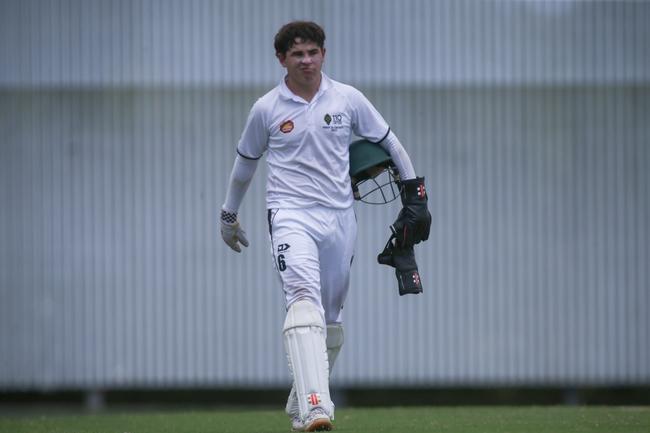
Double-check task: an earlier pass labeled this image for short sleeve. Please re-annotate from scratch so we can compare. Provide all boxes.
[236,101,269,160]
[347,87,390,143]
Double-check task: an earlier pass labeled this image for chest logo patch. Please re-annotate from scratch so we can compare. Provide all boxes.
[324,113,343,125]
[322,113,345,131]
[280,120,294,133]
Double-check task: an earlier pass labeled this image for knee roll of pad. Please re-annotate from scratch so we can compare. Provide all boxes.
[283,299,326,332]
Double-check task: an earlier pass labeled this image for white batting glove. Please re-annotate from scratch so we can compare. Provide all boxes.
[220,209,249,253]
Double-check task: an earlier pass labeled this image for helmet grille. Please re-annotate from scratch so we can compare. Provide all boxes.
[352,167,402,205]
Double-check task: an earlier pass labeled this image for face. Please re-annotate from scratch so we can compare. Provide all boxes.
[277,38,325,88]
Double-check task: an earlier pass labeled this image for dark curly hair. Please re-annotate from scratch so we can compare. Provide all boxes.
[274,21,326,55]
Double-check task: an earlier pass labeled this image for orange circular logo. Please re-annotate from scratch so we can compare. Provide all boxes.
[280,120,294,133]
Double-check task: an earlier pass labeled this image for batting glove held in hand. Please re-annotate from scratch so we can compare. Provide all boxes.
[377,234,423,296]
[391,176,432,248]
[220,209,249,253]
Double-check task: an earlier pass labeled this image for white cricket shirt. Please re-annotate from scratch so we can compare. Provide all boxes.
[237,73,390,210]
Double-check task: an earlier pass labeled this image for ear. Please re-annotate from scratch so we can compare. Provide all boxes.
[276,52,287,68]
[321,47,326,60]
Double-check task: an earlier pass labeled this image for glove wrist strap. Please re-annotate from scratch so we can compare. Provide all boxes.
[220,209,238,224]
[400,176,427,203]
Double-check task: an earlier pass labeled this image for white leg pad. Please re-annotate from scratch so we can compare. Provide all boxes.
[326,324,344,369]
[283,300,333,420]
[286,323,345,418]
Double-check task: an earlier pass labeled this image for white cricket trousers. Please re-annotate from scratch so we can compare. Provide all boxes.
[268,205,357,324]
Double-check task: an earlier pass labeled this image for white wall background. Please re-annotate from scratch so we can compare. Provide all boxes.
[1,0,649,390]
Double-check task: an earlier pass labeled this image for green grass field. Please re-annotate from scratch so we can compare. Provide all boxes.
[1,406,649,433]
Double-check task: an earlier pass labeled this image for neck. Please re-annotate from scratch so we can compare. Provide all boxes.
[285,74,322,102]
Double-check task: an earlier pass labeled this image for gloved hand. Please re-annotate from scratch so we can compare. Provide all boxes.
[220,209,249,253]
[377,233,423,296]
[391,176,431,248]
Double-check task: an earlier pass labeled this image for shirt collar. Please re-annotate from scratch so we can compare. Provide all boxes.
[279,72,332,103]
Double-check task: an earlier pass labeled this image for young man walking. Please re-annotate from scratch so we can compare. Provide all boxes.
[220,21,430,431]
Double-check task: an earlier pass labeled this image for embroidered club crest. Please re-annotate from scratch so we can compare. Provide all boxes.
[280,120,294,133]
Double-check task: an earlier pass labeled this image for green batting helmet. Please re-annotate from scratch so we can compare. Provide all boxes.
[349,139,401,204]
